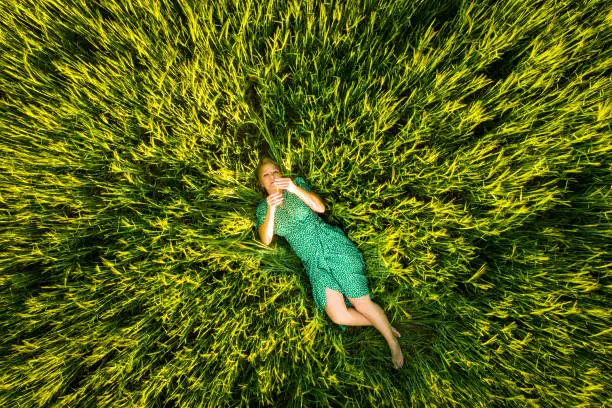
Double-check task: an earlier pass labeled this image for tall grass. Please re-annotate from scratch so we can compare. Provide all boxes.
[0,0,610,406]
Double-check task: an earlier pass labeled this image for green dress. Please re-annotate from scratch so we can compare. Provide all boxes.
[256,176,371,331]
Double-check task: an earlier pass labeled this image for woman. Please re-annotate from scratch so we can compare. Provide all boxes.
[255,157,404,369]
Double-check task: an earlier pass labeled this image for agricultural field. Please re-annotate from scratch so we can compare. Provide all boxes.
[0,0,610,406]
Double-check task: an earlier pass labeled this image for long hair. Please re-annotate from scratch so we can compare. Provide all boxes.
[255,157,281,198]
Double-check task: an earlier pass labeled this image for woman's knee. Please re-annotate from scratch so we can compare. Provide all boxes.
[348,294,373,313]
[324,288,349,324]
[325,307,348,325]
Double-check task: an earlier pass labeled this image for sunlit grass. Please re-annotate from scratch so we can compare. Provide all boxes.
[1,0,610,406]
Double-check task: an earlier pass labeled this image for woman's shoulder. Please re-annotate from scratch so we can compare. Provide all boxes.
[294,175,306,184]
[293,176,311,191]
[255,199,268,222]
[257,198,268,211]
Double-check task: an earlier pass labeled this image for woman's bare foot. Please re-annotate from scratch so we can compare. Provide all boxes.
[391,326,401,338]
[391,338,404,369]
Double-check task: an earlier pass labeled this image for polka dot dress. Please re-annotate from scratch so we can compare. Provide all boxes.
[256,177,371,331]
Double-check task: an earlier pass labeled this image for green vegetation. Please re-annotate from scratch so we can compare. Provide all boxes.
[1,0,610,406]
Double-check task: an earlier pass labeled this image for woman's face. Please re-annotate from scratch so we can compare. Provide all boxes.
[259,163,282,195]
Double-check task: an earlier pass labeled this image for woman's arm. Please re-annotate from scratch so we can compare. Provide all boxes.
[273,177,325,213]
[258,206,277,246]
[291,184,325,213]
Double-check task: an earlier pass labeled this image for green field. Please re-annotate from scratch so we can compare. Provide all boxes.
[1,0,610,406]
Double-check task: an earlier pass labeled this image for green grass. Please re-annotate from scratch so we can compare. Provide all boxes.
[1,0,610,406]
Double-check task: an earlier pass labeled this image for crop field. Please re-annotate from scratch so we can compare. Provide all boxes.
[0,0,610,406]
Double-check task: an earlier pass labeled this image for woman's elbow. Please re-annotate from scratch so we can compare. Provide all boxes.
[316,204,325,213]
[259,231,272,246]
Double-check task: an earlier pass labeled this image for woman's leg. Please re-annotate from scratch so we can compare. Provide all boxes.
[324,288,402,337]
[324,287,373,326]
[348,294,404,369]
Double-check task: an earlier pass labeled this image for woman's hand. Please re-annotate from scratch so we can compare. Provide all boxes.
[266,191,284,210]
[273,177,296,194]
